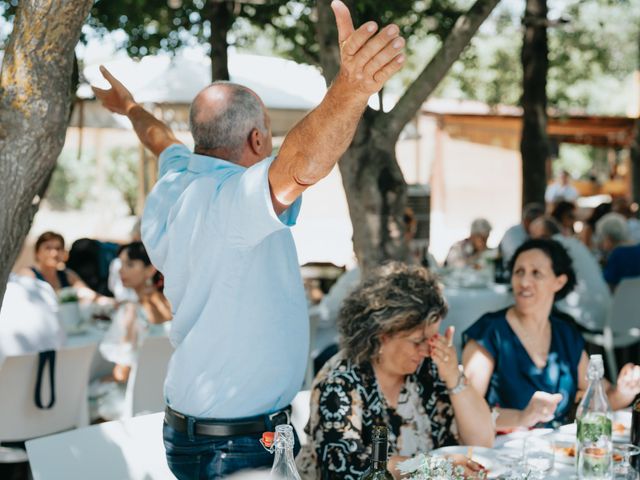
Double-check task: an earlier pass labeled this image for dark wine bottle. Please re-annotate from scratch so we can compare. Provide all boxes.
[631,399,640,471]
[360,426,394,480]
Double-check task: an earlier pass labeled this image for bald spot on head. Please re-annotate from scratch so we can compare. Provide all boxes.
[189,82,269,162]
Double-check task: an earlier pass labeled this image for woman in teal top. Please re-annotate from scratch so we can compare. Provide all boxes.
[462,239,640,430]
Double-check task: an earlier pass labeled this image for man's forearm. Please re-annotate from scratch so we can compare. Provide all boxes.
[127,104,180,157]
[270,79,368,206]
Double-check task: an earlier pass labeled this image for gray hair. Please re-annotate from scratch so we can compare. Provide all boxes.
[338,262,448,365]
[523,202,545,223]
[470,218,492,236]
[595,212,630,245]
[189,82,267,159]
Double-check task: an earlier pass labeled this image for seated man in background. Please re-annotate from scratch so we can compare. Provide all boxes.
[602,240,640,290]
[498,202,545,266]
[595,212,631,266]
[445,218,492,269]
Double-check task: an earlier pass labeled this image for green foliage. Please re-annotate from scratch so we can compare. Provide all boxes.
[106,146,139,215]
[440,0,640,115]
[46,149,96,210]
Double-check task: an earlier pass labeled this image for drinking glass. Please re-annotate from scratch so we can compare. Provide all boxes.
[613,444,640,480]
[523,435,555,479]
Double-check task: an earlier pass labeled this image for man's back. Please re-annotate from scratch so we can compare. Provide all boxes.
[553,234,611,332]
[603,243,640,288]
[142,145,308,419]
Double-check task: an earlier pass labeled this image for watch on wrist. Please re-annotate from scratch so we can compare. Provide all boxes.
[446,371,467,395]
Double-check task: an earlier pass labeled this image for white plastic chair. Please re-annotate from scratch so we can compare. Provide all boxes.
[124,335,173,417]
[291,390,311,446]
[98,335,173,421]
[0,343,96,463]
[26,411,174,480]
[582,277,640,383]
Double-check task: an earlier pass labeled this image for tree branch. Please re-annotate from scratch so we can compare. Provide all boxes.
[384,0,501,138]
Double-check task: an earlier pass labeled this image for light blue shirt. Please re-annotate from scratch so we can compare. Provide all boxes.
[142,144,308,419]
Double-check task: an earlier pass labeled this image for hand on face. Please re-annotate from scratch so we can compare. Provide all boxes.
[91,65,137,116]
[330,0,405,98]
[616,363,640,400]
[522,391,563,427]
[429,326,459,387]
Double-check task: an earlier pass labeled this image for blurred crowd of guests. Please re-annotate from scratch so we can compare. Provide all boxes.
[0,222,172,397]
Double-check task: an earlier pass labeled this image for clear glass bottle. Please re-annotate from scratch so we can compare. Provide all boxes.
[269,424,301,480]
[576,354,613,480]
[360,426,394,480]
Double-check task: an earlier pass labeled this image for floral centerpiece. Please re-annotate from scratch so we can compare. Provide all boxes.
[57,287,83,332]
[57,287,79,304]
[397,454,488,480]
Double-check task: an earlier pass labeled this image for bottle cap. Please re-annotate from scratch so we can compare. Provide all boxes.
[261,431,274,449]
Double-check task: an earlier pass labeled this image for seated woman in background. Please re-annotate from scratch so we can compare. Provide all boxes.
[445,218,492,269]
[100,241,172,383]
[462,239,640,430]
[297,262,493,480]
[19,231,92,295]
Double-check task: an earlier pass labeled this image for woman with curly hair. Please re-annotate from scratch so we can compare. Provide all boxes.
[296,262,493,480]
[462,239,640,430]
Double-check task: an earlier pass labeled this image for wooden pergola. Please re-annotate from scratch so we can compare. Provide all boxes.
[423,108,640,202]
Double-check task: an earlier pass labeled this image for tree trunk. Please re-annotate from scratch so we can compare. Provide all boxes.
[520,0,549,207]
[0,0,92,305]
[631,119,640,205]
[338,112,409,273]
[315,0,501,273]
[207,1,235,81]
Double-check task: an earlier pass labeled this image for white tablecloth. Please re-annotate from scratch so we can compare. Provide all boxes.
[441,284,513,357]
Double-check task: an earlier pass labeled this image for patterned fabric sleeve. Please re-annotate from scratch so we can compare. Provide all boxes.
[310,373,371,480]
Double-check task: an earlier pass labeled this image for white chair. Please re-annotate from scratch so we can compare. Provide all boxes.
[582,277,640,383]
[291,390,311,446]
[26,411,174,480]
[98,335,173,421]
[124,335,173,418]
[0,343,96,463]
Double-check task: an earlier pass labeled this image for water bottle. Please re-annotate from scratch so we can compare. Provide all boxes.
[268,424,301,480]
[576,354,613,479]
[360,426,394,480]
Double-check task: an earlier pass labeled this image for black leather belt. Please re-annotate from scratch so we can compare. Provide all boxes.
[164,405,291,437]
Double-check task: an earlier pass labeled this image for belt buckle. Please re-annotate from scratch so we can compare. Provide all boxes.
[268,408,290,427]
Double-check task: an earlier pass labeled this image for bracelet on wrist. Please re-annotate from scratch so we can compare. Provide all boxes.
[446,371,467,396]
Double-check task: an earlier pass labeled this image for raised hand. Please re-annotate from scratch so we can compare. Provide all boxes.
[615,363,640,401]
[522,391,563,427]
[330,0,405,98]
[91,65,137,116]
[429,326,460,387]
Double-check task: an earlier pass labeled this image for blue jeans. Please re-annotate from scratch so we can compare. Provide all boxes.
[163,419,300,479]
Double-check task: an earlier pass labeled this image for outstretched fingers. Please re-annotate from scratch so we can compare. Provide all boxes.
[331,0,355,44]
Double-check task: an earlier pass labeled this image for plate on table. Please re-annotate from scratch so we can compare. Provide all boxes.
[431,446,502,478]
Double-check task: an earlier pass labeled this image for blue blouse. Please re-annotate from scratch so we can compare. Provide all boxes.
[463,308,584,425]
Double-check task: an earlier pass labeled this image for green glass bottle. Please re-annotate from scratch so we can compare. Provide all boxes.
[360,426,394,480]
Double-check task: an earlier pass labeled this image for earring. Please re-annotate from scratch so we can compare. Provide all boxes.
[145,277,153,287]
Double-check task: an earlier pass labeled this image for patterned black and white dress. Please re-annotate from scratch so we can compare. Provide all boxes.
[296,352,459,479]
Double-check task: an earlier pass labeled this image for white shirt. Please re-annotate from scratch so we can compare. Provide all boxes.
[553,234,611,331]
[545,182,579,204]
[499,224,528,265]
[142,145,308,418]
[0,274,65,364]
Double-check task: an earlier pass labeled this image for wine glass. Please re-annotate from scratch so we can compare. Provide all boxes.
[523,434,555,479]
[613,444,640,480]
